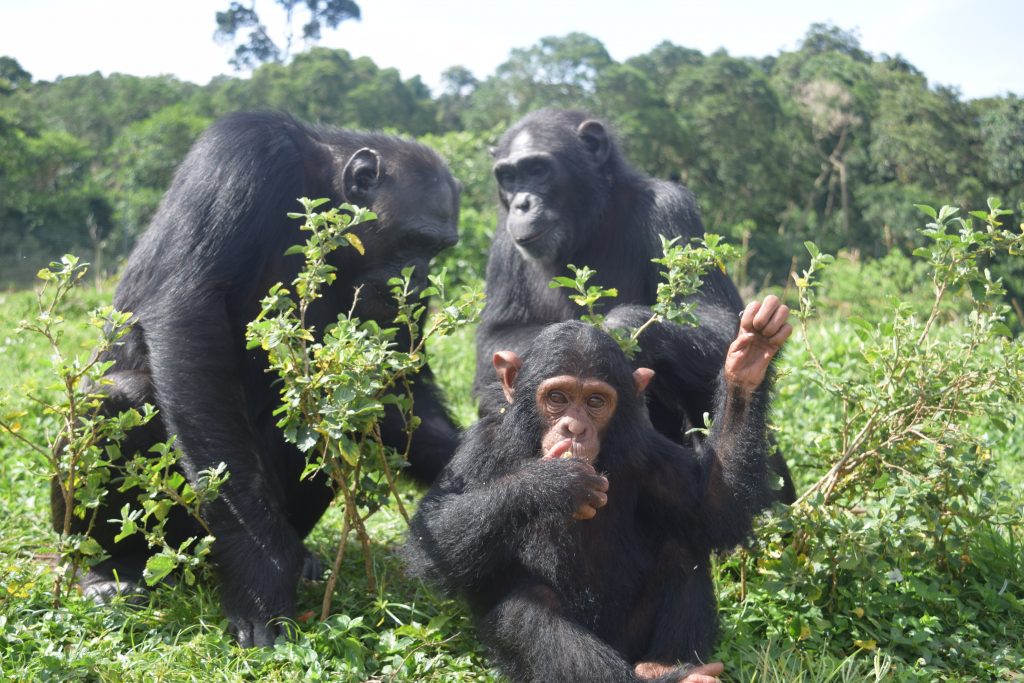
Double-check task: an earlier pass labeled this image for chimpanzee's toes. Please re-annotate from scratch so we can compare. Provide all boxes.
[81,577,148,606]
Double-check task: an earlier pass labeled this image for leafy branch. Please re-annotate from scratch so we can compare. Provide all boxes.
[246,198,482,619]
[792,198,1024,505]
[550,233,741,357]
[0,256,223,604]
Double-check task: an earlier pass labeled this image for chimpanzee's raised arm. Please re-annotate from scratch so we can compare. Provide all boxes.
[702,296,791,542]
[641,296,791,549]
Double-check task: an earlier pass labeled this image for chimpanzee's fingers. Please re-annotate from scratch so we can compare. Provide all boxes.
[573,505,598,520]
[739,299,761,334]
[689,662,725,677]
[769,322,793,347]
[566,461,609,492]
[758,303,790,339]
[586,474,610,493]
[573,499,602,520]
[567,459,597,476]
[751,295,781,332]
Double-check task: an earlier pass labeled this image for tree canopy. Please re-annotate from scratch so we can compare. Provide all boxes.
[0,23,1021,297]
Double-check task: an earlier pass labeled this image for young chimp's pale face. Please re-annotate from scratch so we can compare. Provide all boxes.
[536,374,618,465]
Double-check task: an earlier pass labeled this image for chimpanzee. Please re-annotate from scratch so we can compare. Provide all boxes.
[50,111,461,647]
[406,296,791,682]
[474,108,795,502]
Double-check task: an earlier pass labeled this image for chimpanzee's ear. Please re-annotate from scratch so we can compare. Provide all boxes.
[493,351,522,404]
[576,119,610,165]
[341,147,382,205]
[632,367,655,396]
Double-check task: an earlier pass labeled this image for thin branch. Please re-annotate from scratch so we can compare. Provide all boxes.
[320,506,352,621]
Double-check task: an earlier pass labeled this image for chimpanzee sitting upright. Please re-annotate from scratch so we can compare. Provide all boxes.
[407,295,792,682]
[50,112,462,647]
[474,108,795,502]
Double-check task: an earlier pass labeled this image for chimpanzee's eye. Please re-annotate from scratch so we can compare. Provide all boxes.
[586,395,606,409]
[494,165,516,190]
[548,391,569,405]
[523,159,549,180]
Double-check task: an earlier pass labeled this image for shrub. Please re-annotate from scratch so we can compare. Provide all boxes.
[719,200,1024,680]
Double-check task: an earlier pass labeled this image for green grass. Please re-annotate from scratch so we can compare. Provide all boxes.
[1,279,1022,682]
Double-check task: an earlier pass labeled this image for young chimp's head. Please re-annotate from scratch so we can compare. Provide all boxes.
[492,321,653,466]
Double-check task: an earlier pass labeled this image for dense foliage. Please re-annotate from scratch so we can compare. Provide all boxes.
[3,24,1023,302]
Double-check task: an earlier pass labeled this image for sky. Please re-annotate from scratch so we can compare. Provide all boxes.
[1,0,1021,101]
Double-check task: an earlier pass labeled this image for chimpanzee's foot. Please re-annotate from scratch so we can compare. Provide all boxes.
[301,547,325,581]
[80,554,149,605]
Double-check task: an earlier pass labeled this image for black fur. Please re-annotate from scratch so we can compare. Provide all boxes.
[407,321,775,682]
[51,111,461,647]
[474,108,795,503]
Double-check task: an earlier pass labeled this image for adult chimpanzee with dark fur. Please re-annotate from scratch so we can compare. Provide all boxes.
[474,108,795,503]
[407,295,791,683]
[50,112,461,647]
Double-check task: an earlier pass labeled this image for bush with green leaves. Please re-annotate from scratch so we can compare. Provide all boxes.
[0,256,225,605]
[550,232,741,360]
[717,199,1024,680]
[1,198,1022,681]
[245,198,483,618]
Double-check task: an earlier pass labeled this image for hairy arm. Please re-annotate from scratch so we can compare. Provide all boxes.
[144,289,305,646]
[406,419,607,593]
[640,296,791,549]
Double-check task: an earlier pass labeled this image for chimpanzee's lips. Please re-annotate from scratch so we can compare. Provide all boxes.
[512,224,552,246]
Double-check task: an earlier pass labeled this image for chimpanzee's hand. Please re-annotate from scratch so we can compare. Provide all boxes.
[227,613,283,648]
[724,295,791,395]
[219,538,305,647]
[539,458,609,520]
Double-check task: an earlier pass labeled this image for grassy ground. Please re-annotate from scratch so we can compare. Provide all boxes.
[0,280,1020,682]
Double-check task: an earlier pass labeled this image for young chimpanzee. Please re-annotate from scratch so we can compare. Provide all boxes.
[405,295,791,683]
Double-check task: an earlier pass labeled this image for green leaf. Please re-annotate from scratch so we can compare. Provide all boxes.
[144,553,178,585]
[991,322,1013,338]
[915,204,938,219]
[78,537,104,557]
[115,518,138,543]
[848,317,874,333]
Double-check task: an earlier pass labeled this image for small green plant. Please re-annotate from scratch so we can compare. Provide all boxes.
[550,233,741,356]
[246,198,483,619]
[0,256,223,605]
[113,439,226,587]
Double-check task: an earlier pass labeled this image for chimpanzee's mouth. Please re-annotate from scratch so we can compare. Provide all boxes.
[512,224,552,246]
[543,438,594,463]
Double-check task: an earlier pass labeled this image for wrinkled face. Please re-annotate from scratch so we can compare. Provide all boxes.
[492,129,572,264]
[536,374,618,464]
